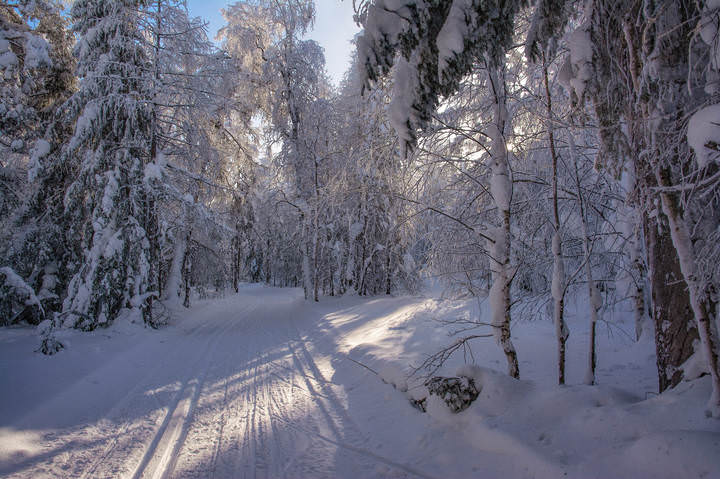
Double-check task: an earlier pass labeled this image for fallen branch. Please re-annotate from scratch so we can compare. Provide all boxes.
[345,356,379,375]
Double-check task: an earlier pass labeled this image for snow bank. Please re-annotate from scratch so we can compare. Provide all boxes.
[456,364,532,415]
[328,290,718,477]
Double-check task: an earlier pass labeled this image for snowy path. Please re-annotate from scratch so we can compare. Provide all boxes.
[3,286,719,479]
[0,287,428,479]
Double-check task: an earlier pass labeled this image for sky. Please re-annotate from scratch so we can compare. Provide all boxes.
[186,0,361,86]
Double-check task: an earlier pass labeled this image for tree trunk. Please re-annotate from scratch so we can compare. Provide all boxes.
[631,222,646,341]
[569,127,600,385]
[582,236,600,386]
[232,232,241,293]
[385,243,392,295]
[182,230,192,309]
[544,57,568,385]
[657,170,720,416]
[313,209,319,302]
[644,210,697,392]
[487,64,519,379]
[164,229,187,302]
[301,214,312,300]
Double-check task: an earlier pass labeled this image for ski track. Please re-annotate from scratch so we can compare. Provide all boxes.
[1,288,429,478]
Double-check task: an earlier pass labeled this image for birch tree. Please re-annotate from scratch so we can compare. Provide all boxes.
[355,0,525,377]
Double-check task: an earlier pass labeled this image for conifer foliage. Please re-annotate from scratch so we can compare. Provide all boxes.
[60,0,159,329]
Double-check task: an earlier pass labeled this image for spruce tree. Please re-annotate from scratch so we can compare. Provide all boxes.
[60,0,159,329]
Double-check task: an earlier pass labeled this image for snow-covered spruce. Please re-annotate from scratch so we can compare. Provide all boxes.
[60,0,160,329]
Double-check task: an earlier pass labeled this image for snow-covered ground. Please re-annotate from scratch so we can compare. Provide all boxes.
[1,284,718,478]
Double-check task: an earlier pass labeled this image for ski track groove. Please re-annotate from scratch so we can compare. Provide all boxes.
[129,316,237,479]
[73,319,222,479]
[4,292,431,479]
[166,303,258,479]
[207,361,231,479]
[285,319,428,478]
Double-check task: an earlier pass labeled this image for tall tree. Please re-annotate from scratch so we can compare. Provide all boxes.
[527,0,720,414]
[356,0,525,377]
[0,0,74,328]
[60,0,159,329]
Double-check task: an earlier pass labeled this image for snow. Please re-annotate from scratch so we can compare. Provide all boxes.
[436,0,471,79]
[687,103,720,169]
[22,32,52,69]
[402,252,416,273]
[163,236,187,302]
[0,32,18,69]
[0,267,41,309]
[389,56,420,147]
[144,151,166,183]
[566,26,593,101]
[28,139,51,182]
[349,220,363,241]
[590,281,603,311]
[700,0,720,70]
[37,264,58,302]
[101,169,120,215]
[1,284,719,478]
[102,229,124,259]
[71,101,100,150]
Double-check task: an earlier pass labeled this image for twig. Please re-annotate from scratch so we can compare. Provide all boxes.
[346,356,379,375]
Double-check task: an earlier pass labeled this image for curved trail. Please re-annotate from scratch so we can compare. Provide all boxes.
[1,286,428,479]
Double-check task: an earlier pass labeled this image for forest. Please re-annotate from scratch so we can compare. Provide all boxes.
[1,0,720,476]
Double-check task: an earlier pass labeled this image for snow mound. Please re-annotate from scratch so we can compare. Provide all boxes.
[581,431,720,479]
[457,364,532,416]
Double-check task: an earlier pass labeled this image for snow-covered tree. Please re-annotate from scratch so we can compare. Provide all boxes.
[527,0,720,415]
[356,0,526,377]
[0,0,71,161]
[58,0,160,329]
[0,0,74,327]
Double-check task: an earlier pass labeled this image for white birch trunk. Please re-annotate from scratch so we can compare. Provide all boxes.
[487,64,519,379]
[302,216,312,301]
[658,186,720,417]
[163,233,187,303]
[544,57,568,385]
[567,128,602,385]
[552,231,568,384]
[582,232,601,386]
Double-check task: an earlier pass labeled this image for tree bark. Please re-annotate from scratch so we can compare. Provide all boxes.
[644,210,697,392]
[487,64,519,379]
[182,230,192,309]
[657,170,720,415]
[544,57,568,385]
